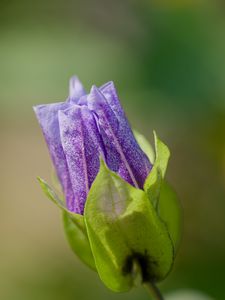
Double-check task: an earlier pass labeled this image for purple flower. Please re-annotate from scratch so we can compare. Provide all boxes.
[34,76,152,214]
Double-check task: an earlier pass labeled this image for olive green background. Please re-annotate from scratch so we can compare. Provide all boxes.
[1,0,225,299]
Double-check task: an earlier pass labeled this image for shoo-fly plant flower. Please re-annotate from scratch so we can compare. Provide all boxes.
[34,76,152,214]
[34,76,181,300]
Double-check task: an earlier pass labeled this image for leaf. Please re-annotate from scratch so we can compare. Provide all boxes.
[158,182,182,253]
[37,177,96,270]
[144,132,170,207]
[84,160,174,292]
[133,129,155,164]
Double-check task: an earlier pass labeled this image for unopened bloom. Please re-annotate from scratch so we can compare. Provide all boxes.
[34,76,152,214]
[34,76,180,293]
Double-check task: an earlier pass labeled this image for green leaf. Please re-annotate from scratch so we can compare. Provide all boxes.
[84,160,174,292]
[144,132,170,207]
[158,182,182,253]
[133,129,155,163]
[37,177,96,270]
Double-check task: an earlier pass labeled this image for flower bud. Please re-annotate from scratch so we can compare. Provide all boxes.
[34,76,181,292]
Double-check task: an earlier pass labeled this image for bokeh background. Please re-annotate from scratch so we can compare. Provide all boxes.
[1,0,225,299]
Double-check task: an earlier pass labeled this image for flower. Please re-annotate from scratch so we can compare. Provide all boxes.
[34,76,152,214]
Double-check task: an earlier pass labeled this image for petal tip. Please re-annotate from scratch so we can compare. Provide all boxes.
[90,85,105,99]
[33,104,44,120]
[69,75,86,101]
[90,84,98,93]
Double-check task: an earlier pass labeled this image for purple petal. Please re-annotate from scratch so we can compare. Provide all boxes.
[87,86,152,188]
[100,81,124,119]
[58,105,103,214]
[77,95,88,106]
[33,102,77,212]
[69,76,86,103]
[88,86,121,174]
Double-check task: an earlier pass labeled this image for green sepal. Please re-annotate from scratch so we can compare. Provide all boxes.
[37,177,66,210]
[135,132,182,252]
[143,132,170,207]
[157,181,182,253]
[63,211,96,270]
[133,129,155,164]
[134,131,182,253]
[84,160,174,292]
[37,177,96,270]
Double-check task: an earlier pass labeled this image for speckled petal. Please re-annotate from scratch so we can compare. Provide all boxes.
[58,105,103,214]
[87,86,152,189]
[88,86,121,174]
[100,81,125,120]
[33,102,77,211]
[69,76,86,103]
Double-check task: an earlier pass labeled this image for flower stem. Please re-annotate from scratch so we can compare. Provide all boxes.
[144,282,164,300]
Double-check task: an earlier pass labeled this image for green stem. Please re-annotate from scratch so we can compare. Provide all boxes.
[144,282,164,300]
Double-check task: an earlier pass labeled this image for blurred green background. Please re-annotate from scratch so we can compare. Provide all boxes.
[1,0,225,299]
